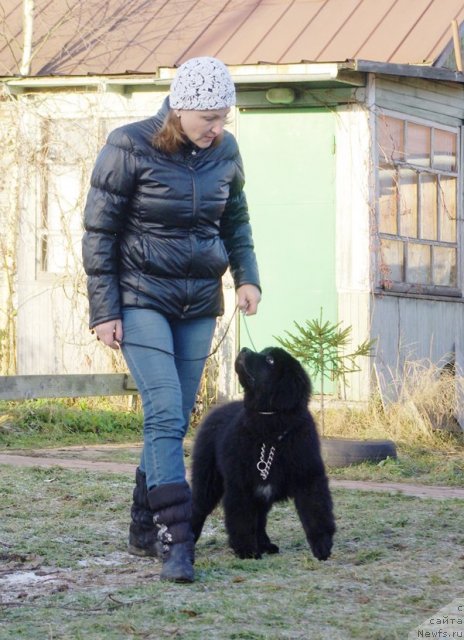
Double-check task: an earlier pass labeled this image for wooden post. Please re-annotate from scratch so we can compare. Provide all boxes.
[452,20,463,72]
[20,0,34,76]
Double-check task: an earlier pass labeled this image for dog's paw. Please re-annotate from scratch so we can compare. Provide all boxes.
[309,534,333,561]
[234,547,262,560]
[260,542,279,555]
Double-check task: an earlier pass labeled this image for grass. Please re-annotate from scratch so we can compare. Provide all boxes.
[1,465,463,639]
[2,382,464,487]
[0,399,143,449]
[314,359,464,486]
[321,359,464,448]
[1,361,464,638]
[328,444,464,486]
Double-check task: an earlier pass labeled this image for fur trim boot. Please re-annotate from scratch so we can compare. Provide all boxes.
[128,467,159,558]
[148,481,195,583]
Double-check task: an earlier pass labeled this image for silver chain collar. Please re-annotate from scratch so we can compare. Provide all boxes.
[257,443,275,480]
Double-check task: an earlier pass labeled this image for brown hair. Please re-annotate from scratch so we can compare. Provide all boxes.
[152,110,186,154]
[152,110,224,154]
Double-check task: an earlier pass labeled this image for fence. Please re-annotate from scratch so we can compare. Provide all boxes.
[0,374,138,401]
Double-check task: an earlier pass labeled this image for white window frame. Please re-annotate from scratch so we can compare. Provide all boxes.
[37,117,95,279]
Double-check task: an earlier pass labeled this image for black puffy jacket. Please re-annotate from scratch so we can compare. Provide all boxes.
[82,98,260,329]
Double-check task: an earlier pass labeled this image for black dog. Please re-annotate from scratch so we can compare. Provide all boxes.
[191,347,335,560]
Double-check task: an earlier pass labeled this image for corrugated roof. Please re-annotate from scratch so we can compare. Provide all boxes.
[1,0,464,77]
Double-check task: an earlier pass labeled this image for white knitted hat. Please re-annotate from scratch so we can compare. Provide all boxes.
[170,57,236,110]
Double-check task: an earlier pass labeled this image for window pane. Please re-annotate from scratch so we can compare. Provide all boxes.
[420,174,437,240]
[433,246,457,287]
[433,129,457,172]
[378,115,404,165]
[376,114,459,293]
[399,168,418,237]
[406,243,431,285]
[46,118,93,163]
[380,238,403,284]
[47,165,83,234]
[439,176,457,242]
[43,165,83,273]
[407,123,431,168]
[379,168,397,233]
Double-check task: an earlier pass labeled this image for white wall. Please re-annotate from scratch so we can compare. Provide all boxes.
[10,87,239,398]
[335,101,373,401]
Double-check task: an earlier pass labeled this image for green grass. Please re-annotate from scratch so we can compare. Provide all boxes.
[0,399,143,449]
[1,465,463,639]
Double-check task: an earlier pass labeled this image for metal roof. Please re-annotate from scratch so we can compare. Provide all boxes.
[1,0,464,77]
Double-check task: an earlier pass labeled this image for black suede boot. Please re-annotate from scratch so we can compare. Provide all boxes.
[128,468,159,558]
[148,481,195,583]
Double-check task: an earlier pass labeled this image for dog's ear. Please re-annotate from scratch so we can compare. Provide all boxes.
[270,361,311,411]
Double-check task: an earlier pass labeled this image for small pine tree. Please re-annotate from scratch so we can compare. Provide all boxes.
[275,309,375,434]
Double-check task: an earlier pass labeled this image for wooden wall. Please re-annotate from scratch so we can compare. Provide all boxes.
[371,74,464,406]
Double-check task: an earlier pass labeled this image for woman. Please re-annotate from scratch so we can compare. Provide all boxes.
[82,57,261,583]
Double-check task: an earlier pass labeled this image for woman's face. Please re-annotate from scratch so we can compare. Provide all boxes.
[175,108,230,148]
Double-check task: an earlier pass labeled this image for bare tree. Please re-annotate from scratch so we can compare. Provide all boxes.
[19,0,34,75]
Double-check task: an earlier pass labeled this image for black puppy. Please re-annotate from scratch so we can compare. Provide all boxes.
[191,347,335,560]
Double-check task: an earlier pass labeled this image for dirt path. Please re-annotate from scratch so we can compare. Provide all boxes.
[0,452,135,473]
[1,448,464,500]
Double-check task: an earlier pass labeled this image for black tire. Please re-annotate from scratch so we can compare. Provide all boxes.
[321,437,397,468]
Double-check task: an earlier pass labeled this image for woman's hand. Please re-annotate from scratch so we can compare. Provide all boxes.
[236,284,261,316]
[93,319,123,349]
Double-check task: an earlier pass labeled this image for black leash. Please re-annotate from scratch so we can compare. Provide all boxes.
[121,304,248,362]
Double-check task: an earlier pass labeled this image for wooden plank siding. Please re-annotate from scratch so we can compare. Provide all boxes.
[371,294,464,401]
[336,75,464,402]
[375,75,464,126]
[0,373,138,401]
[236,87,366,109]
[335,103,373,400]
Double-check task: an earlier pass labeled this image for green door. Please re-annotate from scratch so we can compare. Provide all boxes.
[237,108,336,392]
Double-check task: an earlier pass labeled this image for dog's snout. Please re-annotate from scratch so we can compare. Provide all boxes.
[235,347,254,382]
[239,347,253,355]
[236,347,253,364]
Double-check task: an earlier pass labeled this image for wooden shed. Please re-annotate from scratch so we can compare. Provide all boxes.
[1,0,464,403]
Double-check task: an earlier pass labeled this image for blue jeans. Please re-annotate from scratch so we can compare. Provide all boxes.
[121,308,216,490]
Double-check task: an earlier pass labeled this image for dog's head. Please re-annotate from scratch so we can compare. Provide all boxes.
[235,347,311,413]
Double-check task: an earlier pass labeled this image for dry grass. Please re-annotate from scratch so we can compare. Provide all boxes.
[320,359,464,451]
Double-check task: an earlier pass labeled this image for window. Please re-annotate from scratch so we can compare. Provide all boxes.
[98,117,140,145]
[38,118,94,276]
[376,113,460,295]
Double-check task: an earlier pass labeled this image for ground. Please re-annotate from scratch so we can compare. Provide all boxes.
[1,445,464,640]
[1,444,463,498]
